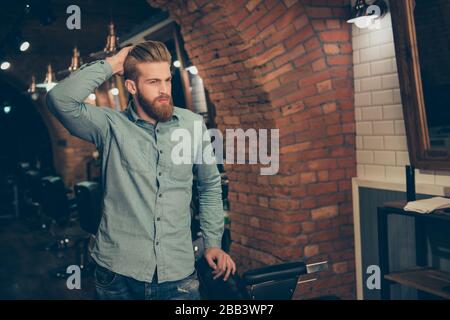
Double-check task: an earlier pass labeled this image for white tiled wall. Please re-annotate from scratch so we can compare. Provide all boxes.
[352,12,450,187]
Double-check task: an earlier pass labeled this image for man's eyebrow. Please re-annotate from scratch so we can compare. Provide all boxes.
[144,76,172,81]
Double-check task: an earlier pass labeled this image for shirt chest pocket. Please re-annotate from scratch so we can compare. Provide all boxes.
[119,137,154,173]
[167,135,195,183]
[169,162,193,183]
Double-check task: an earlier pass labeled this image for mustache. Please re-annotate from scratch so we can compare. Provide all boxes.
[156,94,171,100]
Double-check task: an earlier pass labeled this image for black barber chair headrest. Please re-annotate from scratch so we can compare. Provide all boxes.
[16,164,30,191]
[241,261,308,300]
[192,236,250,300]
[24,170,42,201]
[195,256,250,300]
[74,181,102,235]
[192,236,309,300]
[40,176,71,220]
[17,163,31,178]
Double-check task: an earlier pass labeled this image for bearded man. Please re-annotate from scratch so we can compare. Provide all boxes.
[46,41,235,300]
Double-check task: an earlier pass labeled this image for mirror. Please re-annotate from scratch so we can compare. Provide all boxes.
[414,0,450,149]
[391,0,450,170]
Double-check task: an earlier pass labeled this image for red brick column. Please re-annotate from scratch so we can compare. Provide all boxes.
[150,0,356,299]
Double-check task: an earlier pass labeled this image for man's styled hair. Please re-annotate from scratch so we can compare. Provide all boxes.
[123,40,172,81]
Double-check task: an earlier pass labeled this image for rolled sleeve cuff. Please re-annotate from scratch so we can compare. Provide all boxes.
[99,59,114,77]
[204,237,222,249]
[78,60,113,78]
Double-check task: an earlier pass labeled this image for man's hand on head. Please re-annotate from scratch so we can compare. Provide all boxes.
[105,46,133,75]
[204,247,237,281]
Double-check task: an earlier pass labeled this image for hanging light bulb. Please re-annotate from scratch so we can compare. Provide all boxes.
[20,41,30,52]
[3,104,12,114]
[6,31,30,52]
[186,66,198,75]
[109,80,121,110]
[68,46,82,72]
[0,51,10,70]
[36,64,57,91]
[104,21,118,56]
[110,87,119,96]
[109,77,119,96]
[28,75,39,100]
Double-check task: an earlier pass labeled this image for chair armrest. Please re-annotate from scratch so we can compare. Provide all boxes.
[242,261,307,286]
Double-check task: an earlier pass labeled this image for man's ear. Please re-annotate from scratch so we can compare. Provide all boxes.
[124,79,137,95]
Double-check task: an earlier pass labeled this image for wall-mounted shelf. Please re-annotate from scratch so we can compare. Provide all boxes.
[378,200,450,299]
[385,267,450,299]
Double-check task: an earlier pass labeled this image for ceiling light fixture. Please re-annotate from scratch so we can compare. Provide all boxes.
[1,61,10,70]
[68,46,82,72]
[20,41,30,52]
[6,31,30,53]
[36,64,58,91]
[28,75,39,100]
[104,22,118,55]
[3,105,12,114]
[347,0,388,29]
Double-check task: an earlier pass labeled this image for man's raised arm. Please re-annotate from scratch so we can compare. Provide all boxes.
[45,47,131,148]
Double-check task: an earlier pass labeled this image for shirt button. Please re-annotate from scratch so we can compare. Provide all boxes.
[156,129,160,133]
[100,61,104,64]
[156,217,161,221]
[156,241,159,246]
[158,172,162,176]
[159,150,163,154]
[158,194,162,198]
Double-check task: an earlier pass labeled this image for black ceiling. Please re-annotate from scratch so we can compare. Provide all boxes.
[0,0,163,87]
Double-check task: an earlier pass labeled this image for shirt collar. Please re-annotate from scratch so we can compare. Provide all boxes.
[125,100,180,124]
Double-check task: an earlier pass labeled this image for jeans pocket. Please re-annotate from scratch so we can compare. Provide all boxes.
[94,265,117,288]
[176,271,200,293]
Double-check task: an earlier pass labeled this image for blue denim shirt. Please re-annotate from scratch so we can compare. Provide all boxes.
[46,60,224,283]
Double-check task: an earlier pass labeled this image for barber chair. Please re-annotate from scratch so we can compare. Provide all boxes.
[54,181,102,278]
[16,163,32,215]
[40,176,78,251]
[16,162,31,189]
[22,170,46,227]
[0,174,16,219]
[73,181,102,273]
[193,237,329,300]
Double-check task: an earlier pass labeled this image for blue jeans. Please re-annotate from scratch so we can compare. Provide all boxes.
[94,264,201,300]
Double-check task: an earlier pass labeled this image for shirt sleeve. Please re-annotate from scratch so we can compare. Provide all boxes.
[194,119,224,249]
[45,60,114,149]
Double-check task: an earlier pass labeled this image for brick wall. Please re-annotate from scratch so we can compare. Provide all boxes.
[353,9,450,186]
[150,0,356,299]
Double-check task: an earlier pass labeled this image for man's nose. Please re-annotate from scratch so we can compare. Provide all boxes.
[159,82,169,95]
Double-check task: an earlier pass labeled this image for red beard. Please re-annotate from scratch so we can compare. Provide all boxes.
[136,91,174,122]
